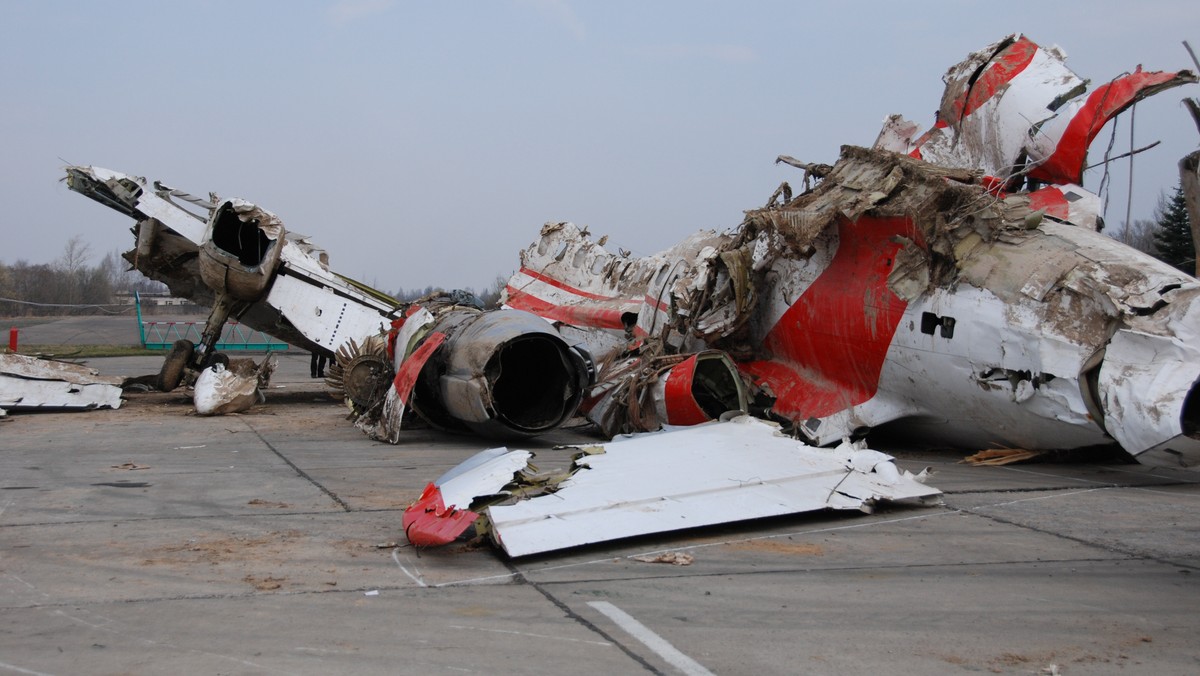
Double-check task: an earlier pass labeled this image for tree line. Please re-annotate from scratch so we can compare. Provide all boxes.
[4,187,1191,319]
[389,275,510,310]
[0,235,512,317]
[0,237,168,317]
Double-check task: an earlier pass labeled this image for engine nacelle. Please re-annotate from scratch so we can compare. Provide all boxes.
[198,199,285,302]
[408,309,594,439]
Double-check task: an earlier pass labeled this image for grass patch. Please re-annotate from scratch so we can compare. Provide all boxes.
[11,344,164,358]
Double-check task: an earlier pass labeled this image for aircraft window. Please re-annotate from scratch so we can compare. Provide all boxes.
[920,312,955,339]
[654,265,669,287]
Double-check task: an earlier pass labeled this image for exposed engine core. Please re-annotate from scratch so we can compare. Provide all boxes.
[410,309,593,439]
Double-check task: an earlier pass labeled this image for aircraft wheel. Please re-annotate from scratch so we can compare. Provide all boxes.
[157,339,195,391]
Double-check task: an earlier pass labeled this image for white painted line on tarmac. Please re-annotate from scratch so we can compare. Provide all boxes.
[0,661,57,676]
[391,548,428,587]
[587,601,714,676]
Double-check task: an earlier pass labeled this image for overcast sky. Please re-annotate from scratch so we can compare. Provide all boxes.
[2,1,1197,293]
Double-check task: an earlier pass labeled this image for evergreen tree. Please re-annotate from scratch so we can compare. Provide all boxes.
[1152,184,1195,275]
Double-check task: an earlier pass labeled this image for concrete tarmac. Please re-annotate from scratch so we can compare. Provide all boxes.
[2,353,1200,675]
[6,315,193,346]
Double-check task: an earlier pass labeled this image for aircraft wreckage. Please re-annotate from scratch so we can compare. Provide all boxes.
[62,34,1199,555]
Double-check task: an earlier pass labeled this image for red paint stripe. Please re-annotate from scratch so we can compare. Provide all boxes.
[1026,186,1070,220]
[402,483,479,547]
[505,287,629,330]
[909,119,947,155]
[518,267,617,301]
[386,305,427,362]
[662,355,710,426]
[643,293,670,314]
[1028,69,1185,185]
[949,36,1038,122]
[740,215,918,421]
[392,331,447,405]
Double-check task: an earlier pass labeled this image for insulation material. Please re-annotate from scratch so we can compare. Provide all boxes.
[0,353,123,412]
[193,354,276,416]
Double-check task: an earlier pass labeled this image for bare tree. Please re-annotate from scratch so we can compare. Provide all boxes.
[478,274,511,309]
[56,235,91,275]
[55,235,93,305]
[1109,218,1160,255]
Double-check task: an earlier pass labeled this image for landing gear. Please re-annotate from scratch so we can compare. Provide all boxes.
[155,293,242,392]
[192,294,240,369]
[157,339,195,392]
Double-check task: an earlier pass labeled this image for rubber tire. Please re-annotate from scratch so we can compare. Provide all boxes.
[157,340,195,392]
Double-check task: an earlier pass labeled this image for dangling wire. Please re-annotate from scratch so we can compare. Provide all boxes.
[1124,102,1137,233]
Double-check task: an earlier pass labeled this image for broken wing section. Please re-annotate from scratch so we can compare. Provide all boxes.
[402,416,940,557]
[403,448,533,547]
[0,354,123,413]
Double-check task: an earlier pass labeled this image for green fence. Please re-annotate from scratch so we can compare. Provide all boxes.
[136,292,290,351]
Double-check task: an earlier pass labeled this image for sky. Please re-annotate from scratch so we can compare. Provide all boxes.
[2,0,1198,294]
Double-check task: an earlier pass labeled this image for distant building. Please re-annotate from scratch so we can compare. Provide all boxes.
[115,291,206,313]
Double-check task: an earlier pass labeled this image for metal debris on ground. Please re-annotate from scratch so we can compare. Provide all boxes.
[631,552,695,566]
[0,352,123,414]
[961,449,1045,466]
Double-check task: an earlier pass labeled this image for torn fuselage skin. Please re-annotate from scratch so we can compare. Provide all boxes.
[505,147,1200,466]
[498,34,1200,466]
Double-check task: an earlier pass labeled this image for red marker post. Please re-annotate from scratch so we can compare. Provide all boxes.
[8,327,17,353]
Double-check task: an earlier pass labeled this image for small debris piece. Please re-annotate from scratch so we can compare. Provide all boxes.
[631,552,695,566]
[242,574,284,591]
[961,448,1044,466]
[246,499,291,508]
[111,462,151,471]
